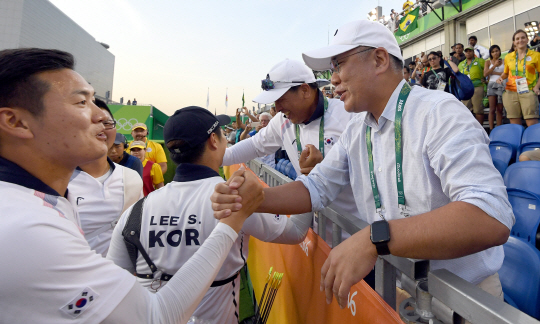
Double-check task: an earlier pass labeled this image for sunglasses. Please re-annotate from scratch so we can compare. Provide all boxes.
[261,74,305,91]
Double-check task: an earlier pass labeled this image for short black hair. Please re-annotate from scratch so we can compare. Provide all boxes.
[428,51,440,59]
[94,98,113,119]
[0,48,74,117]
[390,54,403,72]
[468,35,477,41]
[168,127,222,165]
[455,43,464,49]
[403,66,410,73]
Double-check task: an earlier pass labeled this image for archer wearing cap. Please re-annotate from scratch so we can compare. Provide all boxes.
[129,122,168,175]
[107,105,312,323]
[213,19,513,311]
[221,59,361,241]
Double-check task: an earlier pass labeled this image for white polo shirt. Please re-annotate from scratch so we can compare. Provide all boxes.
[107,163,287,324]
[0,157,135,323]
[223,91,359,218]
[68,159,143,256]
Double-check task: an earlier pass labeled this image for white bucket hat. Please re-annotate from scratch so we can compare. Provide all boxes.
[302,20,403,71]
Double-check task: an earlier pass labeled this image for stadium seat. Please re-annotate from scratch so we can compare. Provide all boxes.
[288,166,297,180]
[499,236,540,319]
[507,188,540,249]
[491,158,508,176]
[276,159,286,171]
[284,162,293,179]
[503,161,540,196]
[489,143,514,174]
[517,124,540,158]
[489,124,524,162]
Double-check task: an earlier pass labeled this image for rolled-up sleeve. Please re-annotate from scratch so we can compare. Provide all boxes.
[425,99,515,230]
[296,131,351,212]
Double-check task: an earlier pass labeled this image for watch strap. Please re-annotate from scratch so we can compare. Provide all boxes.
[374,242,391,255]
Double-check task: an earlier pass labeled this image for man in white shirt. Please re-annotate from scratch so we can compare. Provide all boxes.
[469,35,489,60]
[0,48,264,324]
[212,20,514,310]
[107,107,311,324]
[69,98,143,256]
[222,59,359,219]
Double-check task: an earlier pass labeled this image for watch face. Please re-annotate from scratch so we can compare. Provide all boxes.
[371,221,390,243]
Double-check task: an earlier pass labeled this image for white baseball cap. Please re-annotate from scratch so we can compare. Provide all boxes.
[302,20,403,71]
[253,59,316,104]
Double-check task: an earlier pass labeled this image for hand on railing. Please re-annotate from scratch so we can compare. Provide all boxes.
[299,144,324,175]
[320,227,379,309]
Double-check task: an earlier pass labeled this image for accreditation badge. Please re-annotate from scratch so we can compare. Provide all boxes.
[516,77,529,94]
[437,81,447,91]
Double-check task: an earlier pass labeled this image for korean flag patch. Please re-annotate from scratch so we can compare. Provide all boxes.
[60,287,99,318]
[324,137,334,146]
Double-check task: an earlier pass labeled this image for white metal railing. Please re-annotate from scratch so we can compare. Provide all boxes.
[246,159,540,324]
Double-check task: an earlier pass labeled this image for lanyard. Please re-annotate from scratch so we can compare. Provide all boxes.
[295,96,329,157]
[466,58,476,74]
[515,51,528,78]
[431,69,441,80]
[365,82,412,220]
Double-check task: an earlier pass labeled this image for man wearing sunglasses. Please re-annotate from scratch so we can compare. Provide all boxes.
[68,98,143,257]
[212,20,513,314]
[221,58,361,238]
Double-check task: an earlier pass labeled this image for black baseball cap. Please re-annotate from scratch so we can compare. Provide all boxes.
[114,133,127,145]
[164,106,231,153]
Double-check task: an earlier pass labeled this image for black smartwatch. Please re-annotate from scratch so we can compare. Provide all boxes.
[370,220,391,255]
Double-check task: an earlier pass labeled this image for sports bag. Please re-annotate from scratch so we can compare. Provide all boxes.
[444,60,475,101]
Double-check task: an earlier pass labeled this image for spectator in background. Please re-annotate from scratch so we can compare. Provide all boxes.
[531,33,540,50]
[108,133,143,177]
[403,0,414,15]
[240,112,272,141]
[519,150,540,161]
[469,35,489,59]
[129,141,164,196]
[411,55,429,83]
[234,108,245,143]
[451,43,466,65]
[68,99,143,256]
[408,61,416,73]
[269,105,277,116]
[227,123,237,144]
[132,98,137,105]
[126,99,131,105]
[484,45,505,130]
[459,46,486,125]
[421,51,456,92]
[498,29,540,127]
[129,122,168,174]
[403,66,413,85]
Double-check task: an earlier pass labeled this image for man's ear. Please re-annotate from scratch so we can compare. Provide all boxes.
[301,83,313,99]
[208,132,220,150]
[0,107,35,140]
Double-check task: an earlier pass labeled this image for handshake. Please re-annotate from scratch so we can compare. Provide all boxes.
[212,166,265,232]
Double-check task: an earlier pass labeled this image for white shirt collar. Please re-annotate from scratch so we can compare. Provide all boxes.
[362,79,407,132]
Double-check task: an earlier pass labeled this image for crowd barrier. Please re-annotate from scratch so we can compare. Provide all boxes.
[240,159,540,324]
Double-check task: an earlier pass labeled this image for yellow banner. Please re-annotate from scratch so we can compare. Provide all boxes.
[227,163,402,323]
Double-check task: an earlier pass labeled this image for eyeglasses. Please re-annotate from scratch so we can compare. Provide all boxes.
[261,74,305,91]
[427,57,439,61]
[330,48,373,73]
[103,120,117,129]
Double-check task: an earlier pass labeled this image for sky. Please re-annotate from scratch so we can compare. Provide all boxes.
[49,0,406,116]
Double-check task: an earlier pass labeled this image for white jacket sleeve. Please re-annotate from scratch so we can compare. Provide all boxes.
[102,223,238,324]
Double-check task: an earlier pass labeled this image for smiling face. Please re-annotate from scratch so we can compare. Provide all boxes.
[24,69,108,168]
[273,85,315,124]
[130,147,146,161]
[131,127,147,141]
[513,31,529,51]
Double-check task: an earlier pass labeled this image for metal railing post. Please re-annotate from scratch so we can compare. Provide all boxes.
[375,257,396,310]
